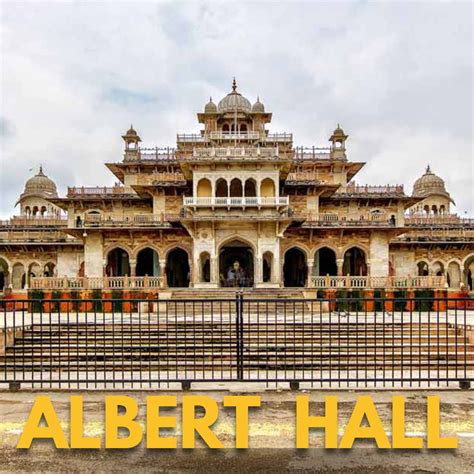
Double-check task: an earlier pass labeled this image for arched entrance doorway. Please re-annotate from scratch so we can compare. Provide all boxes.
[219,240,254,287]
[200,252,211,283]
[136,248,160,276]
[106,248,130,276]
[166,248,190,287]
[343,247,367,276]
[314,247,337,276]
[283,248,307,287]
[0,258,9,291]
[417,261,429,276]
[262,251,273,283]
[463,255,474,291]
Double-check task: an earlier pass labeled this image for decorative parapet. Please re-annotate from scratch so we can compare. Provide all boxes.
[293,146,333,161]
[67,186,136,197]
[337,183,405,196]
[183,196,289,207]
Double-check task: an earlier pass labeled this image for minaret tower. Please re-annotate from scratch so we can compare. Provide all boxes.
[122,125,141,161]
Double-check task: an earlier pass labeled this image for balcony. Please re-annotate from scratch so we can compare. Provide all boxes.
[404,215,474,228]
[176,132,293,143]
[293,146,333,161]
[0,216,67,228]
[285,172,326,185]
[301,212,397,227]
[79,214,173,228]
[134,172,187,186]
[183,196,289,208]
[0,229,75,243]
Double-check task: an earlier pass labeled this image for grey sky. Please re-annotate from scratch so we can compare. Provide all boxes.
[0,1,472,218]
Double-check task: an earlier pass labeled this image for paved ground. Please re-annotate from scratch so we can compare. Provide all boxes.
[0,389,472,473]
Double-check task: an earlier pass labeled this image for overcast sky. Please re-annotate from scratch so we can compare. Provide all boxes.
[0,0,472,218]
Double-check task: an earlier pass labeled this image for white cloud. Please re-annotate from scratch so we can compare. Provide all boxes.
[0,0,472,217]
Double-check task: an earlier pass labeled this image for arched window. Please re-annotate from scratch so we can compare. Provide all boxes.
[32,206,38,216]
[40,206,47,216]
[244,179,257,197]
[240,123,247,133]
[447,261,461,288]
[24,206,31,217]
[197,178,212,197]
[222,124,229,133]
[432,205,438,215]
[260,178,275,197]
[44,262,55,277]
[230,178,243,197]
[215,179,228,197]
[423,205,430,215]
[439,205,446,214]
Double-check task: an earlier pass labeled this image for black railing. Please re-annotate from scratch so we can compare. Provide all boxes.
[0,296,472,390]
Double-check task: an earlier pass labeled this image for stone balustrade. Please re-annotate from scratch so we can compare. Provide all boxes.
[30,276,165,290]
[183,196,289,207]
[311,275,446,289]
[79,214,173,228]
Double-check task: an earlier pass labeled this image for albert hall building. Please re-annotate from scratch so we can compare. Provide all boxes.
[0,81,473,295]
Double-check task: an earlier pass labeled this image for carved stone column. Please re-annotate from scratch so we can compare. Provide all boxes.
[307,258,314,287]
[336,258,344,277]
[129,259,137,277]
[159,261,167,288]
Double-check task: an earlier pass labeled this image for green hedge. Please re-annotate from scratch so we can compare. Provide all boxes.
[112,290,123,312]
[91,289,103,312]
[29,289,44,312]
[414,289,434,312]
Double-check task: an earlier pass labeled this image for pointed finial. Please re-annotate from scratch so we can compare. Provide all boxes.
[257,96,260,102]
[39,164,43,175]
[426,164,431,173]
[232,77,237,92]
[210,96,213,103]
[337,123,340,128]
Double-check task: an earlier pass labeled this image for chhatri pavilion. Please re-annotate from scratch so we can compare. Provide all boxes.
[0,81,473,295]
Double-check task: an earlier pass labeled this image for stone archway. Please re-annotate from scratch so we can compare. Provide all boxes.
[166,248,190,287]
[219,239,254,287]
[463,255,474,291]
[136,248,160,277]
[283,248,307,287]
[106,248,130,276]
[314,247,337,276]
[343,247,367,276]
[0,258,9,291]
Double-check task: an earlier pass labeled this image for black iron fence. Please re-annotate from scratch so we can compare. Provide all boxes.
[0,296,472,390]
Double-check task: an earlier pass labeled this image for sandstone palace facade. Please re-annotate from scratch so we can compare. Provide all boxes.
[1,81,473,295]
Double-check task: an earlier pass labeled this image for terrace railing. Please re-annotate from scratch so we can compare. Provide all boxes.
[176,132,293,143]
[301,212,395,227]
[183,196,290,207]
[405,215,474,227]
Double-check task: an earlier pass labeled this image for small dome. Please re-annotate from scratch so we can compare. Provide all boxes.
[125,125,137,136]
[217,79,252,114]
[412,165,449,198]
[19,166,58,202]
[252,97,265,113]
[332,124,346,137]
[204,97,217,113]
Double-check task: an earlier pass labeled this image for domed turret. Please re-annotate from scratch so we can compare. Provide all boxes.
[410,165,454,215]
[217,79,252,114]
[204,97,217,113]
[22,166,58,199]
[412,165,450,198]
[16,166,60,217]
[252,97,265,113]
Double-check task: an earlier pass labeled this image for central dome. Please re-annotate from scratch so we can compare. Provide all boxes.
[217,79,252,113]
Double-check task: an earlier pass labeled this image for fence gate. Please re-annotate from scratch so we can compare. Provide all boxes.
[0,296,473,389]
